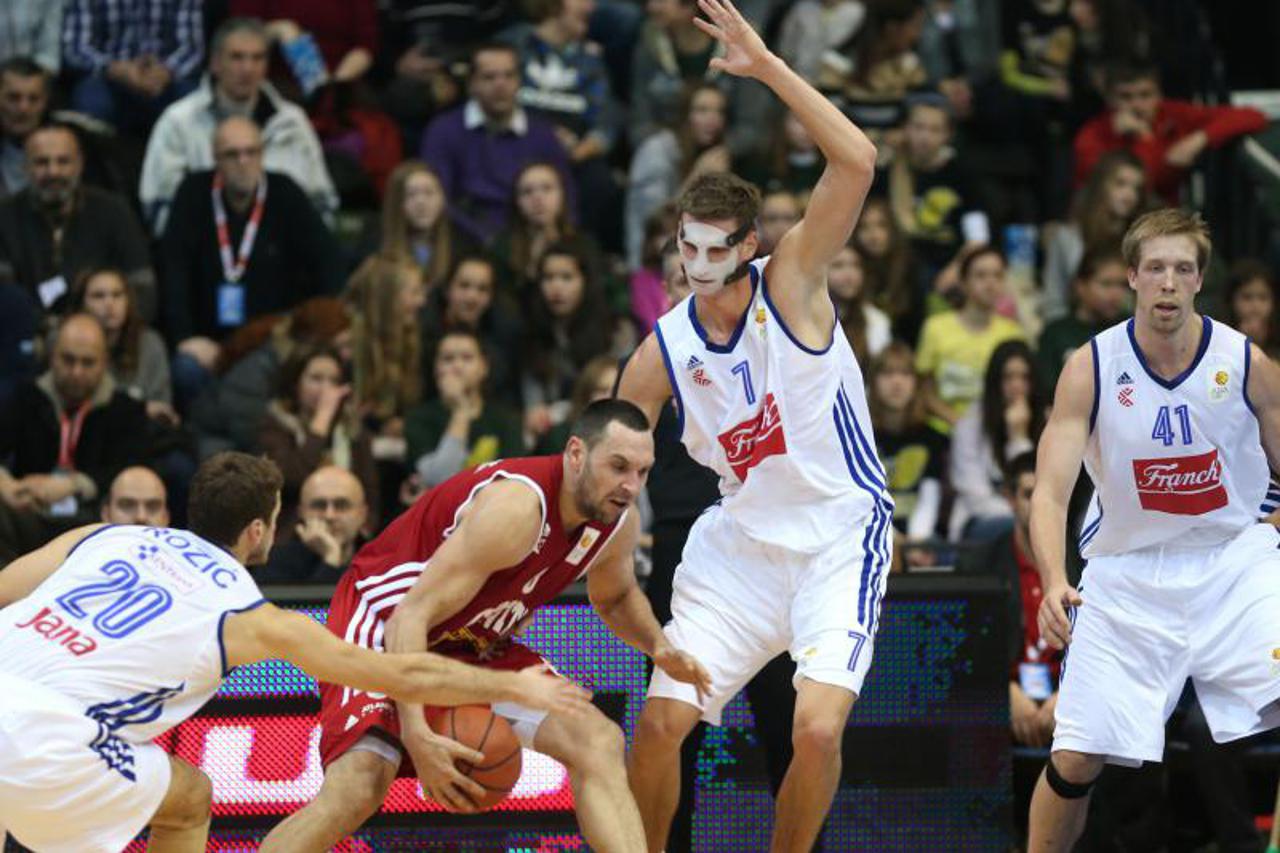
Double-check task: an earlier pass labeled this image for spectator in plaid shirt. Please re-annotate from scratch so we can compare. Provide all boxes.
[61,0,204,135]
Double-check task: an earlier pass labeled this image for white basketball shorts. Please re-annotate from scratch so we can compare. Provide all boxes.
[1054,522,1280,766]
[0,672,172,853]
[648,502,892,724]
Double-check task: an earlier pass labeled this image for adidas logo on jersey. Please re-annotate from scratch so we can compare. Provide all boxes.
[685,355,712,386]
[1117,371,1134,385]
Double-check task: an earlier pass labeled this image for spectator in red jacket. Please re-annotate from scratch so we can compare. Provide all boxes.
[1073,59,1267,204]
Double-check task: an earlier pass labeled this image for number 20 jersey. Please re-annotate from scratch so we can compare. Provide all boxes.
[1079,316,1269,558]
[653,259,892,553]
[0,525,264,742]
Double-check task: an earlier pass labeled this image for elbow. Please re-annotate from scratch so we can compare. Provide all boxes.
[833,135,877,174]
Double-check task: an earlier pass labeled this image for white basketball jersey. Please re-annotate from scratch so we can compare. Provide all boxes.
[0,525,264,743]
[654,258,892,552]
[1079,316,1269,557]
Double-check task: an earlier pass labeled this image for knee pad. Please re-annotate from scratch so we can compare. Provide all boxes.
[1045,756,1098,799]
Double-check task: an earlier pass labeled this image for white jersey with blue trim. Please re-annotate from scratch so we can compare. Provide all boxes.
[0,524,264,743]
[653,257,892,552]
[1078,316,1268,558]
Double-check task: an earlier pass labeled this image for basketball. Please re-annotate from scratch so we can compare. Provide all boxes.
[426,705,523,811]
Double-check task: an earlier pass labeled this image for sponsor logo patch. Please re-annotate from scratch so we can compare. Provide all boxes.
[717,393,787,481]
[1131,449,1228,515]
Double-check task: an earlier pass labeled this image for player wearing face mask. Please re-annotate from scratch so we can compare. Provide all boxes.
[616,1,887,850]
[677,220,754,295]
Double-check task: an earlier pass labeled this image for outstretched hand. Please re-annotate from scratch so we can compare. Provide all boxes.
[693,0,774,80]
[653,641,713,703]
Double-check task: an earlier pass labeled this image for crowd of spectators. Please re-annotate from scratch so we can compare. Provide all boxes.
[0,1,1274,845]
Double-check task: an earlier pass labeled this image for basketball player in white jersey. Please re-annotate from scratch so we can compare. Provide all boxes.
[1028,209,1280,850]
[0,452,589,853]
[616,1,889,849]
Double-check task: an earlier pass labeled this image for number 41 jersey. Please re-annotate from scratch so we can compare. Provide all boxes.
[0,525,264,742]
[1080,316,1269,558]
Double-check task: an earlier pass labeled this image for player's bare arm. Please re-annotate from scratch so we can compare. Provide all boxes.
[691,0,875,321]
[1030,345,1093,650]
[587,509,713,701]
[616,332,673,430]
[0,523,103,607]
[222,603,592,714]
[1246,343,1280,478]
[382,478,547,812]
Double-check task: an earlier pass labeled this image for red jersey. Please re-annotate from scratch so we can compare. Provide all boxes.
[338,455,626,662]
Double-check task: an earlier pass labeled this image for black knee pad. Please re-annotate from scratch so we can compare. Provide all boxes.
[1045,756,1098,799]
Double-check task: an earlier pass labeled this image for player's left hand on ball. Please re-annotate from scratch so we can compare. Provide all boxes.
[654,642,713,702]
[514,665,594,716]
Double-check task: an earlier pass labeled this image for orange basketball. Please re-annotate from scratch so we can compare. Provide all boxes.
[426,704,522,811]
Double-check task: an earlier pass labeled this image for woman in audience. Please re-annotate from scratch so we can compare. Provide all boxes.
[189,297,351,458]
[490,162,613,307]
[345,254,428,453]
[828,242,891,366]
[949,340,1045,541]
[629,203,680,336]
[522,242,617,443]
[915,246,1024,430]
[405,329,525,490]
[258,343,379,538]
[376,161,475,292]
[420,254,524,406]
[735,110,825,199]
[822,0,928,135]
[868,342,948,569]
[853,195,922,344]
[68,268,175,424]
[1224,259,1280,359]
[626,82,729,268]
[1042,150,1149,320]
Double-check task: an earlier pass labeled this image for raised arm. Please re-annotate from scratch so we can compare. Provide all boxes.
[693,0,876,293]
[0,524,103,607]
[587,509,712,699]
[1030,345,1094,649]
[616,332,674,432]
[1246,343,1280,478]
[222,604,591,711]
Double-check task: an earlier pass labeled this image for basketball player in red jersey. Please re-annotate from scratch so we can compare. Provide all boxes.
[261,400,711,852]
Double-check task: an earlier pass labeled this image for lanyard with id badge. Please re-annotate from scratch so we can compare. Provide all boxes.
[212,173,266,329]
[48,401,91,518]
[1019,638,1054,701]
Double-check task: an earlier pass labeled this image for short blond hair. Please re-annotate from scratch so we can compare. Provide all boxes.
[1121,208,1211,272]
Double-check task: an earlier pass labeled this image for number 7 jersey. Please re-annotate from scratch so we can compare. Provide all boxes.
[0,525,264,743]
[1079,316,1269,558]
[653,259,892,553]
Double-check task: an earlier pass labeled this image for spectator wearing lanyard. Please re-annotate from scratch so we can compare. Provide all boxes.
[0,314,148,563]
[159,115,343,409]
